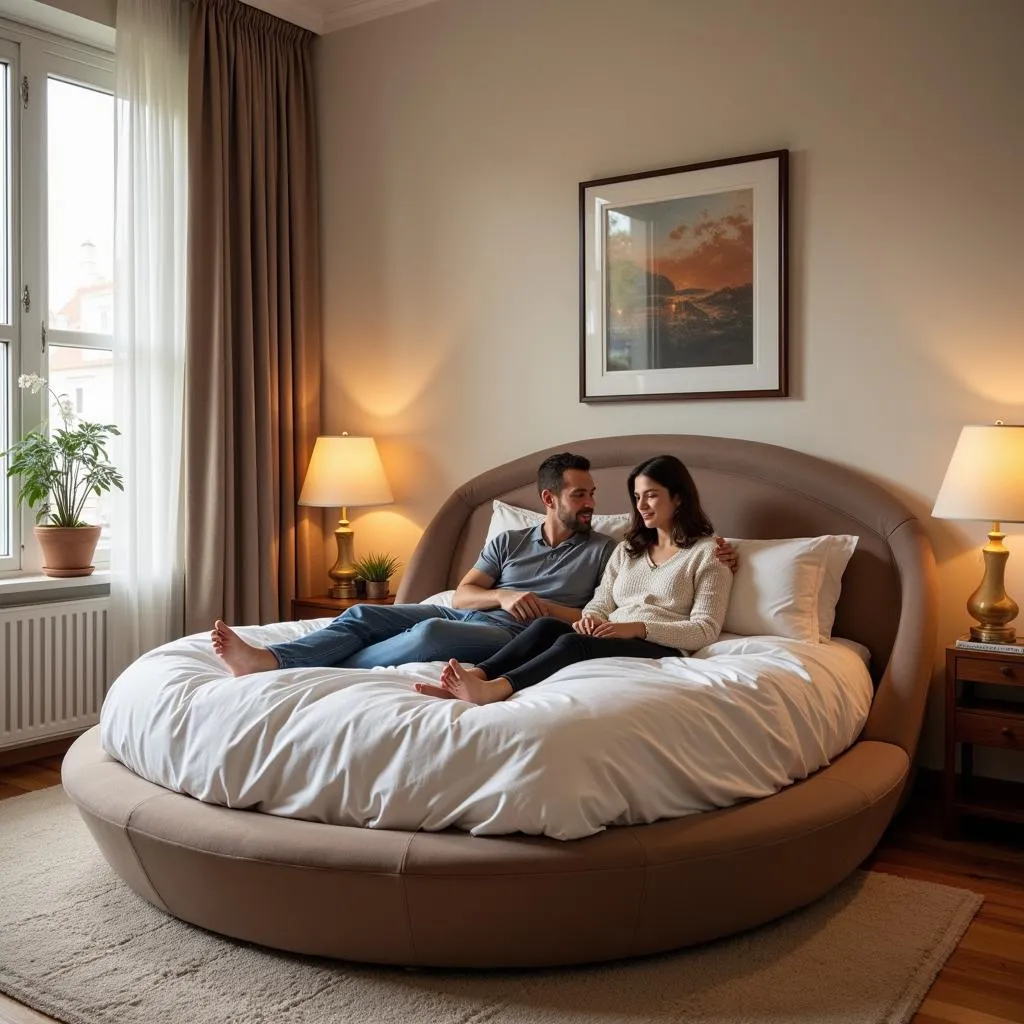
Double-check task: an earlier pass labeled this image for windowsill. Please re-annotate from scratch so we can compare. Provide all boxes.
[0,569,111,606]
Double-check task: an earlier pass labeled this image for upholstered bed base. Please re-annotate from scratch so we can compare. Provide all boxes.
[64,730,906,967]
[63,434,936,967]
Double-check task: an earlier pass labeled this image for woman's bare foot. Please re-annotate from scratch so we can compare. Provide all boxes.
[414,661,486,699]
[415,661,485,700]
[211,620,279,677]
[439,661,486,687]
[413,681,455,699]
[442,660,513,705]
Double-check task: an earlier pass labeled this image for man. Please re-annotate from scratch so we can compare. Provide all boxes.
[212,452,734,676]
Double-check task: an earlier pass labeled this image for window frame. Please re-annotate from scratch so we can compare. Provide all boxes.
[0,19,113,577]
[0,34,22,573]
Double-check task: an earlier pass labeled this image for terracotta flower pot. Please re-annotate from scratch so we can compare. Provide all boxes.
[33,525,102,578]
[364,580,391,600]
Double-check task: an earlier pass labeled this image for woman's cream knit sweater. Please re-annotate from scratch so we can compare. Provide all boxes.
[581,536,733,653]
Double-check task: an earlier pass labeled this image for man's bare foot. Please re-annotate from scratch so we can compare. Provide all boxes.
[211,620,279,677]
[442,660,513,705]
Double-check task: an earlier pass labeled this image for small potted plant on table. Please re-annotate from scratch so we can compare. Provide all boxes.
[2,373,124,577]
[352,552,401,600]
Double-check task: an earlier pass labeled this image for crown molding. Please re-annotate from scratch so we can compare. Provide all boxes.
[3,0,439,38]
[240,0,326,33]
[242,0,442,34]
[322,0,442,32]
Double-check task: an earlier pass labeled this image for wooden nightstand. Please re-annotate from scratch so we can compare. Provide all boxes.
[291,594,396,621]
[944,642,1024,833]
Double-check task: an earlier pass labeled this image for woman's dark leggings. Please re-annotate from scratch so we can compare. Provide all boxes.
[476,616,678,693]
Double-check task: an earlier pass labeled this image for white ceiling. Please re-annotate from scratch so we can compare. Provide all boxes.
[242,0,444,34]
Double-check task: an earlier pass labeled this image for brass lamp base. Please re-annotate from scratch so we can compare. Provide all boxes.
[327,509,359,600]
[969,623,1017,643]
[966,522,1018,644]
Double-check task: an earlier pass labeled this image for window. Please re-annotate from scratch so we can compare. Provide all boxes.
[0,22,113,575]
[47,77,114,339]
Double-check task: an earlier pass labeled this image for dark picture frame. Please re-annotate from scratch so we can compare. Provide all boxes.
[579,150,788,403]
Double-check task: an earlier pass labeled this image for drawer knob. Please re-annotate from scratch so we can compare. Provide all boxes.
[1001,665,1016,678]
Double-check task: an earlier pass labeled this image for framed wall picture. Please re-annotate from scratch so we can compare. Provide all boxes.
[579,150,788,403]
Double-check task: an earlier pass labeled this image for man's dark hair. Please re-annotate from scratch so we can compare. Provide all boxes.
[536,452,590,496]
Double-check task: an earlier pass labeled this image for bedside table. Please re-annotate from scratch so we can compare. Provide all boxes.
[944,642,1024,833]
[291,594,396,621]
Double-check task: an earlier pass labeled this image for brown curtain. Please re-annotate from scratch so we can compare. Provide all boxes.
[183,0,322,631]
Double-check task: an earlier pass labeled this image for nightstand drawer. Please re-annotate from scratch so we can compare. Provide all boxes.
[955,708,1024,749]
[954,656,1023,686]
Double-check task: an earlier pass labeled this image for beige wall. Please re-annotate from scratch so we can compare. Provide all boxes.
[316,0,1024,771]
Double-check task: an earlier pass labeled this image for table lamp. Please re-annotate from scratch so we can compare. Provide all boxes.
[299,434,394,599]
[932,422,1024,642]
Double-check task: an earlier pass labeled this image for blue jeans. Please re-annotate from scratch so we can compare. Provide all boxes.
[268,603,521,670]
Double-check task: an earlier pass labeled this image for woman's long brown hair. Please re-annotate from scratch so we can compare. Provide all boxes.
[623,455,714,557]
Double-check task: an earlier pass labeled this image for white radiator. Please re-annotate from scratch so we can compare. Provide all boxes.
[0,597,111,751]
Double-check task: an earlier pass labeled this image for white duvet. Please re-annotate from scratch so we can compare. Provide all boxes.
[99,620,873,841]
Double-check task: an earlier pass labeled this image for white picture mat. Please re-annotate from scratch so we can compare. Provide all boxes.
[582,154,783,400]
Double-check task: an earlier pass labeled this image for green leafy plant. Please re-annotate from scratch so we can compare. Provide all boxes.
[353,552,401,583]
[2,373,125,528]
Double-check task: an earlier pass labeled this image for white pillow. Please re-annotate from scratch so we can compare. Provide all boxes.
[817,534,858,639]
[484,499,631,545]
[421,590,456,607]
[722,535,857,643]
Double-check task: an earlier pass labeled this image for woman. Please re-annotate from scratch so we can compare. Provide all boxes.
[415,454,733,705]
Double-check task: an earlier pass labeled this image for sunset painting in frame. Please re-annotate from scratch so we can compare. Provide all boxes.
[580,150,787,402]
[605,189,753,372]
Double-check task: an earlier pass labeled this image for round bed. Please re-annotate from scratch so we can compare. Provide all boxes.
[61,433,937,968]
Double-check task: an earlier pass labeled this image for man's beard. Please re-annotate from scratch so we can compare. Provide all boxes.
[558,506,593,534]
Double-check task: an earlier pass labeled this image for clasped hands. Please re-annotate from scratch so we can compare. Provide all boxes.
[497,590,552,622]
[572,616,645,639]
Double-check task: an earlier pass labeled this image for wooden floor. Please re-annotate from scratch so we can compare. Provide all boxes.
[0,755,1021,1024]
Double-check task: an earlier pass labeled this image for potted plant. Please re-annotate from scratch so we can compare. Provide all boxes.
[352,552,401,599]
[2,373,124,577]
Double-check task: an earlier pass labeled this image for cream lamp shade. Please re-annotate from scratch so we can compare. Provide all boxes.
[299,434,393,599]
[932,422,1024,643]
[299,435,393,509]
[932,424,1024,522]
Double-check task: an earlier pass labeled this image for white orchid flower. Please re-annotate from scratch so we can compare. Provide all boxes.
[3,373,125,529]
[17,373,47,395]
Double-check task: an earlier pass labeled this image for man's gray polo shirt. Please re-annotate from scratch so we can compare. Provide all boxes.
[471,526,616,628]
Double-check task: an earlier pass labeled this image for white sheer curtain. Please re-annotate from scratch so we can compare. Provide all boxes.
[110,0,190,674]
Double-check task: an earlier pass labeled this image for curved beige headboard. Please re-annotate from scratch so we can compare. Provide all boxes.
[397,435,937,759]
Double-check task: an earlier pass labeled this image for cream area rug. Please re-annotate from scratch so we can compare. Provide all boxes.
[0,788,982,1024]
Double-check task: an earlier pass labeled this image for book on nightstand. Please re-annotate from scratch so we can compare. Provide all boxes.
[954,636,1024,655]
